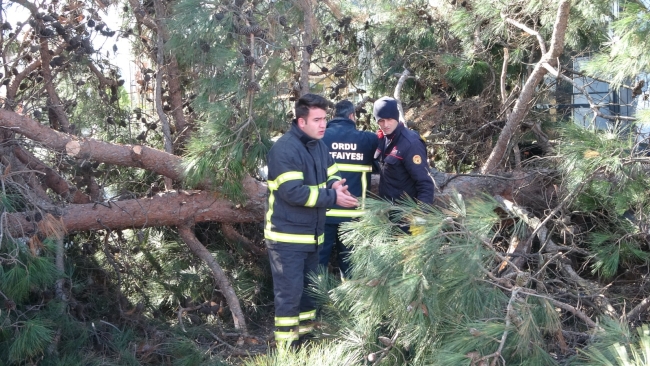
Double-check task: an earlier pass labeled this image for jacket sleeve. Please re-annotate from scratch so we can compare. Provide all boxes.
[368,132,379,153]
[268,146,338,208]
[401,139,435,204]
[372,133,384,173]
[326,153,341,189]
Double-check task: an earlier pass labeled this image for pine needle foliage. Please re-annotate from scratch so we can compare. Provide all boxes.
[570,320,650,365]
[167,0,298,200]
[244,339,363,366]
[558,123,650,278]
[302,195,565,365]
[0,239,59,303]
[583,2,650,87]
[6,318,54,363]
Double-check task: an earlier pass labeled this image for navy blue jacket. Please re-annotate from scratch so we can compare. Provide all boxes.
[265,123,341,252]
[377,123,434,204]
[322,117,379,224]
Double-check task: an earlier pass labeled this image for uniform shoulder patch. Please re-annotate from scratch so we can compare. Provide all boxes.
[412,155,422,164]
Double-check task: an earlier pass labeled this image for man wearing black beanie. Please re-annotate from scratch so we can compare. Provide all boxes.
[373,96,434,205]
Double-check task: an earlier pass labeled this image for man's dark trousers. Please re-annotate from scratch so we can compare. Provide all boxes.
[320,223,352,277]
[268,247,319,342]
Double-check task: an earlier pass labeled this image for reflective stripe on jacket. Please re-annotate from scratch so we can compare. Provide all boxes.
[322,118,379,224]
[265,123,340,251]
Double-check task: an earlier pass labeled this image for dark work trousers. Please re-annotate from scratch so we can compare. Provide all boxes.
[320,223,352,278]
[268,247,319,343]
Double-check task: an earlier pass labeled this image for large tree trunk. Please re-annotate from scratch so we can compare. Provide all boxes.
[3,182,266,238]
[480,1,570,174]
[0,109,183,180]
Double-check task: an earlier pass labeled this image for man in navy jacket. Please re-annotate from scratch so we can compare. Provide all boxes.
[321,100,378,277]
[374,96,434,205]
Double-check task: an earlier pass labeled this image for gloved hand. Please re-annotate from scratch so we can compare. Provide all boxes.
[409,217,427,236]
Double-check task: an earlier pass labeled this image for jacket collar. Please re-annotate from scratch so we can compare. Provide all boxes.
[327,117,356,128]
[289,121,317,146]
[385,122,405,141]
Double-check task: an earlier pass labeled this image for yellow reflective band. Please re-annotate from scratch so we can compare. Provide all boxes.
[299,310,316,321]
[268,171,304,191]
[318,182,326,188]
[265,230,317,244]
[299,326,313,335]
[275,331,299,341]
[336,163,373,172]
[317,234,324,244]
[305,186,319,207]
[265,191,276,232]
[328,163,339,176]
[326,209,367,217]
[361,171,367,209]
[328,175,342,182]
[275,317,300,327]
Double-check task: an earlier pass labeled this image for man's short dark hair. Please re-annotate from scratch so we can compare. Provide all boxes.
[294,93,329,122]
[333,100,355,119]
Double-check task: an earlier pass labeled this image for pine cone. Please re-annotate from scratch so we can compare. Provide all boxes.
[244,55,256,66]
[632,79,645,98]
[247,81,260,92]
[305,45,314,55]
[311,38,321,48]
[199,40,210,53]
[239,25,262,35]
[240,47,251,56]
[278,15,287,27]
[515,271,530,287]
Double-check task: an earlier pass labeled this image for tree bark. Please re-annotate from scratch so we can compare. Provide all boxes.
[153,0,174,190]
[0,109,183,181]
[297,0,316,96]
[4,179,267,238]
[13,145,92,204]
[178,225,248,333]
[481,1,570,174]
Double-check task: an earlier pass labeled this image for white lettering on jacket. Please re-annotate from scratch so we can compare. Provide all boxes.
[331,142,357,150]
[329,151,364,160]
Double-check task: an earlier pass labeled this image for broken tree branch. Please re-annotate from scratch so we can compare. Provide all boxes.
[178,224,248,333]
[393,68,411,124]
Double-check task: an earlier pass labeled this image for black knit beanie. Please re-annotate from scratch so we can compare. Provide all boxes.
[373,96,400,121]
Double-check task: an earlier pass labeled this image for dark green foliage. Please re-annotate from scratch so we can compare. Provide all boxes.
[6,318,54,363]
[306,196,563,365]
[0,239,59,303]
[559,124,650,278]
[444,60,490,97]
[167,0,297,199]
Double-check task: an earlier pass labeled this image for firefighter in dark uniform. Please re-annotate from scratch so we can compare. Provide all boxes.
[374,96,434,205]
[265,94,358,346]
[321,100,378,277]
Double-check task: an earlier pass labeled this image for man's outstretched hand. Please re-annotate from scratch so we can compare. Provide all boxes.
[333,178,358,207]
